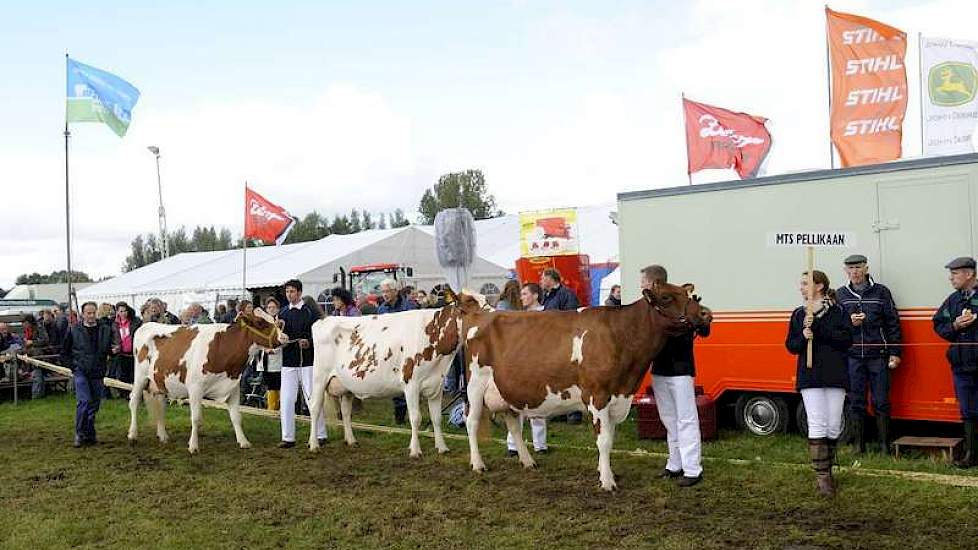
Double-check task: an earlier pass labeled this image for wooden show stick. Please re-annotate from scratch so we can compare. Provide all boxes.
[806,246,815,369]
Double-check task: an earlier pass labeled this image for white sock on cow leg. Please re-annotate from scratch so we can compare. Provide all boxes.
[427,391,449,453]
[188,393,203,454]
[465,381,487,472]
[228,389,250,449]
[340,394,357,446]
[406,386,423,457]
[127,383,143,442]
[503,413,535,468]
[592,406,617,490]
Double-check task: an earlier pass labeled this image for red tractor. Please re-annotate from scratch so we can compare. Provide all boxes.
[333,263,415,305]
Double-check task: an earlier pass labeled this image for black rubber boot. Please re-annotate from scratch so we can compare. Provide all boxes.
[875,414,891,455]
[955,420,976,469]
[394,406,407,425]
[850,414,866,454]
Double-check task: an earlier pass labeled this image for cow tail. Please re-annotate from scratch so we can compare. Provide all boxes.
[321,374,340,425]
[477,405,492,443]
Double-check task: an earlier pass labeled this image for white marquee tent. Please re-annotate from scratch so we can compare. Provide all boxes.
[78,204,619,313]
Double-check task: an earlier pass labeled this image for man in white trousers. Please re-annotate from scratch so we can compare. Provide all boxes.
[506,282,549,456]
[277,279,327,448]
[641,265,709,487]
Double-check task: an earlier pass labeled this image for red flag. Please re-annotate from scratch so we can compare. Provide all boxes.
[244,186,296,245]
[683,98,772,179]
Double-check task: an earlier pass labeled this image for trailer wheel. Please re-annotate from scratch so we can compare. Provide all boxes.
[795,400,851,440]
[735,394,790,436]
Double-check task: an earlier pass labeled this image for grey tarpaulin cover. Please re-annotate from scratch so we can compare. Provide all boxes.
[434,208,476,292]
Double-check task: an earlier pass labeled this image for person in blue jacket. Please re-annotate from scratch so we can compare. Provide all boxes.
[933,256,978,469]
[377,278,417,424]
[61,302,113,448]
[835,254,902,454]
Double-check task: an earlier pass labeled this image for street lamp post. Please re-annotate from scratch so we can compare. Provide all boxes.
[147,145,169,259]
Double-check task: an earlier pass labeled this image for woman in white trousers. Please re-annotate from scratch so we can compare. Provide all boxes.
[785,270,852,497]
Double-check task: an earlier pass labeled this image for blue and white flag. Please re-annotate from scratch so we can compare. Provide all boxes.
[66,57,140,137]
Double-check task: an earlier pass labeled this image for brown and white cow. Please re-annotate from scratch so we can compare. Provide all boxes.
[308,292,489,457]
[463,282,711,490]
[127,309,287,454]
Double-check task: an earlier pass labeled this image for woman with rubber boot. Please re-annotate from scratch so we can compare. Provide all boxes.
[786,270,853,497]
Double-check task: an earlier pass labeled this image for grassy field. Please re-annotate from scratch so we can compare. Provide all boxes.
[1,394,976,549]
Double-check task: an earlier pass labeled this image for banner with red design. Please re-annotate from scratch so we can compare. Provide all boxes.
[244,186,296,245]
[683,98,772,179]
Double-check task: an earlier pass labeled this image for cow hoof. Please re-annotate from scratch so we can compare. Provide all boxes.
[345,440,358,448]
[522,461,537,470]
[239,442,252,449]
[437,447,450,455]
[472,464,488,473]
[600,480,618,492]
[188,448,199,455]
[409,452,423,459]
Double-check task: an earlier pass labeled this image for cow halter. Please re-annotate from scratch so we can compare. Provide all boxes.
[238,318,282,348]
[653,296,695,328]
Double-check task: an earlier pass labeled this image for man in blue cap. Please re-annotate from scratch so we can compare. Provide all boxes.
[933,256,978,468]
[835,254,902,454]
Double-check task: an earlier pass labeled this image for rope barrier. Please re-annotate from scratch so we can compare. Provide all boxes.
[15,356,978,489]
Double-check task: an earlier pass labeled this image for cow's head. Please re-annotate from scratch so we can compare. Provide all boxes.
[443,286,492,314]
[238,307,289,348]
[642,282,712,335]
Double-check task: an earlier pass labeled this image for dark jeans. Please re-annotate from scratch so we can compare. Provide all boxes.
[953,370,978,421]
[116,354,134,398]
[847,356,890,416]
[73,371,104,443]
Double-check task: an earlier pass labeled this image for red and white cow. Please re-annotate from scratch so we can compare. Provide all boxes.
[462,282,711,490]
[127,309,287,454]
[308,293,488,457]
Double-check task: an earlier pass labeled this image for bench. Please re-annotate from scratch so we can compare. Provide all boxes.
[892,436,963,462]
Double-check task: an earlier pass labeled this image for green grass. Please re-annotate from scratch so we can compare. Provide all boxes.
[1,394,976,549]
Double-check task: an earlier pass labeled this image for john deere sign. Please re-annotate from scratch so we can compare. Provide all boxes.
[928,62,978,107]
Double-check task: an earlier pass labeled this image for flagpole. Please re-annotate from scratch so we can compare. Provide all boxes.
[824,11,836,169]
[918,32,926,157]
[64,53,75,312]
[682,93,692,185]
[242,182,248,301]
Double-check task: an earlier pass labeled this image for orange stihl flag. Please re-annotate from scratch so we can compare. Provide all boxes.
[684,98,772,179]
[826,7,908,167]
[244,186,296,245]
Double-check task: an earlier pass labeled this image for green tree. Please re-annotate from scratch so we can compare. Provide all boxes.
[330,214,353,235]
[349,209,362,233]
[362,210,375,230]
[417,169,502,224]
[390,209,409,228]
[285,212,330,244]
[16,270,93,284]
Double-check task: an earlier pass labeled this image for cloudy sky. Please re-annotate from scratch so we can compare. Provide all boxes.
[1,0,975,289]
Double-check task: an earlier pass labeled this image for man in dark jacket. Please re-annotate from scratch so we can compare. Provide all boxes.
[933,256,978,468]
[540,268,579,311]
[642,265,708,487]
[835,254,902,454]
[60,302,112,447]
[377,278,416,424]
[277,280,326,448]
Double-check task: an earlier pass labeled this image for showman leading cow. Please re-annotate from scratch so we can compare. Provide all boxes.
[127,309,288,454]
[307,291,489,456]
[463,282,712,491]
